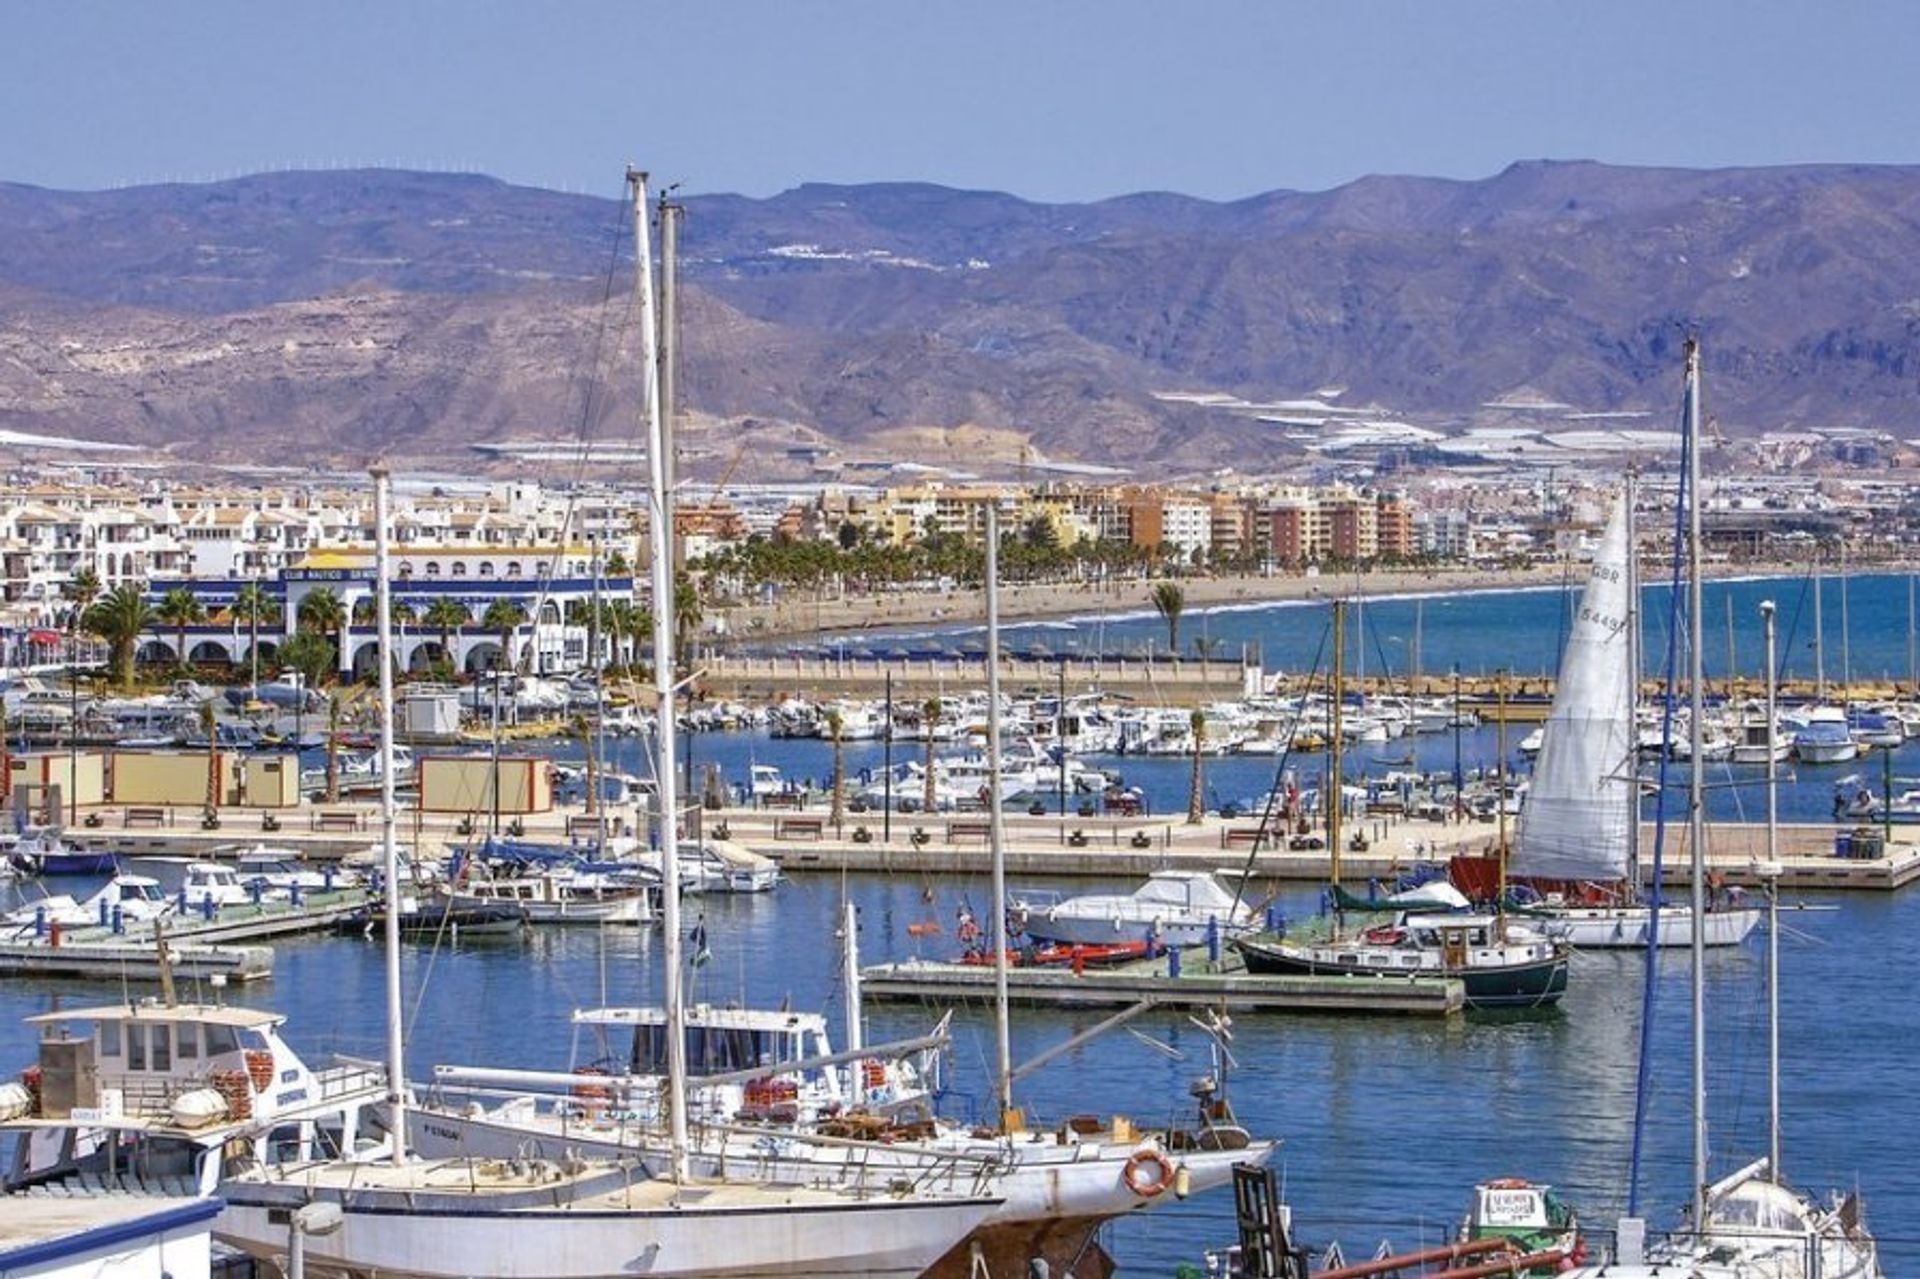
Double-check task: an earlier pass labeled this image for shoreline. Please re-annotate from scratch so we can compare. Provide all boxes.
[717,557,1900,644]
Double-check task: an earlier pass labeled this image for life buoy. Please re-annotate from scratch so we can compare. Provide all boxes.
[1123,1148,1174,1198]
[861,1059,888,1091]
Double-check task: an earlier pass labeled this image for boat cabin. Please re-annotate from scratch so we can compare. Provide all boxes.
[576,1004,834,1080]
[0,1003,387,1195]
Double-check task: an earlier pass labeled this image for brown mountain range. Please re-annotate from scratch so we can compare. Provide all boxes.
[1,161,1916,474]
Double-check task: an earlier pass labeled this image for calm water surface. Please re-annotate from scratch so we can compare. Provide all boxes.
[0,870,1910,1274]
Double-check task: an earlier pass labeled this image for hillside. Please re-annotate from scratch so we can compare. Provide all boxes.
[1,161,1917,473]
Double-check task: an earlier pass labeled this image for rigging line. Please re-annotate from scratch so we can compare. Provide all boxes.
[1627,364,1695,1219]
[517,184,639,671]
[1231,618,1332,914]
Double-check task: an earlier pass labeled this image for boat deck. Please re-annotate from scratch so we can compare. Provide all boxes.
[859,949,1467,1016]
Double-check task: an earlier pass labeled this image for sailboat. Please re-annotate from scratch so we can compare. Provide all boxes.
[1449,491,1759,949]
[212,176,1003,1279]
[1233,601,1571,1009]
[1552,341,1882,1279]
[410,502,1274,1279]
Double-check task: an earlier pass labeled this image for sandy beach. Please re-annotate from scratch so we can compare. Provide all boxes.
[717,556,1874,643]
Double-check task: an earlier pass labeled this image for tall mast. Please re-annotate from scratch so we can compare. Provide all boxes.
[1624,471,1641,893]
[631,167,689,1181]
[370,464,406,1166]
[984,501,1014,1126]
[658,194,684,573]
[1328,600,1345,888]
[1685,336,1709,1232]
[1761,597,1781,1183]
[1813,553,1826,702]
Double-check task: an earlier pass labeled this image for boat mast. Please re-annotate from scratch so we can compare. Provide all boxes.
[371,464,406,1166]
[631,167,690,1182]
[1761,597,1781,1183]
[1328,599,1345,889]
[1813,553,1826,702]
[984,501,1015,1127]
[1685,336,1709,1233]
[842,898,864,1056]
[1624,472,1641,893]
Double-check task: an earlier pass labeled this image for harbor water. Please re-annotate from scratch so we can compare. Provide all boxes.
[1,569,1915,1273]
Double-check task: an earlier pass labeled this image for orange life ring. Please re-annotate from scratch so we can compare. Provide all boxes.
[861,1059,888,1091]
[1123,1148,1174,1198]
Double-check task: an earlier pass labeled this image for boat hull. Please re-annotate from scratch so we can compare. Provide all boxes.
[407,1107,1264,1228]
[217,1171,999,1279]
[1529,904,1760,948]
[1234,938,1568,1009]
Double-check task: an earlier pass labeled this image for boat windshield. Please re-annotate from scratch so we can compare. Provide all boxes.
[628,1025,793,1076]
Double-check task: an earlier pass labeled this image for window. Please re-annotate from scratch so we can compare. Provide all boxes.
[177,1024,199,1059]
[479,562,495,578]
[128,1026,146,1070]
[425,562,441,577]
[505,562,522,577]
[98,1021,122,1058]
[205,1024,240,1056]
[451,562,467,578]
[150,1025,171,1072]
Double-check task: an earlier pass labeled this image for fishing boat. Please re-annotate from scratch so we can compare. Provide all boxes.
[444,863,656,925]
[1011,868,1256,947]
[1448,494,1758,949]
[1459,1178,1585,1272]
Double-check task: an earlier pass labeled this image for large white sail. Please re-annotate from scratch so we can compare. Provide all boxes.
[1511,496,1635,881]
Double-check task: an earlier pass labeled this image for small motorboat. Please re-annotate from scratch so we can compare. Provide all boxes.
[336,895,527,939]
[1012,869,1255,947]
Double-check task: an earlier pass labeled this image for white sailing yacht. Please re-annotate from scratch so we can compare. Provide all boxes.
[1556,341,1881,1279]
[213,175,1002,1279]
[1456,492,1758,948]
[409,498,1273,1279]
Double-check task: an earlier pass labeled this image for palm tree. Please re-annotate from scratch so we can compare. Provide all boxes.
[1187,707,1207,825]
[422,597,469,673]
[481,599,526,673]
[1151,581,1186,655]
[155,586,206,671]
[825,707,846,831]
[921,696,941,814]
[232,582,279,690]
[200,700,222,824]
[61,568,102,629]
[82,583,155,688]
[673,572,703,671]
[278,631,333,698]
[324,693,344,804]
[296,587,346,683]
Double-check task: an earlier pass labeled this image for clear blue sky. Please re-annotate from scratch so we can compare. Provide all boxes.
[5,1,1917,203]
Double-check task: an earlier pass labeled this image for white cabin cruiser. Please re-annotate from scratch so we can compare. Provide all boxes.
[1013,869,1256,947]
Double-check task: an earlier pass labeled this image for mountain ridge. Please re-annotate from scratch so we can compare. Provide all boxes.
[2,161,1918,472]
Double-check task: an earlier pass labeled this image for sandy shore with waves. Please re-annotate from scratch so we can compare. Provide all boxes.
[716,556,1867,643]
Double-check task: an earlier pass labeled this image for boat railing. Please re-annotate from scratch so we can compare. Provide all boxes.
[313,1061,388,1102]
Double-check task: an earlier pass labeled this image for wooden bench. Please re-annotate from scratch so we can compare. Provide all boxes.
[761,791,807,811]
[946,821,992,843]
[774,816,825,841]
[1220,827,1271,851]
[123,807,170,829]
[310,810,367,833]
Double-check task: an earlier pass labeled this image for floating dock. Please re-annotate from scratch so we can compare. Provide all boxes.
[0,889,372,984]
[0,937,272,983]
[860,950,1466,1016]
